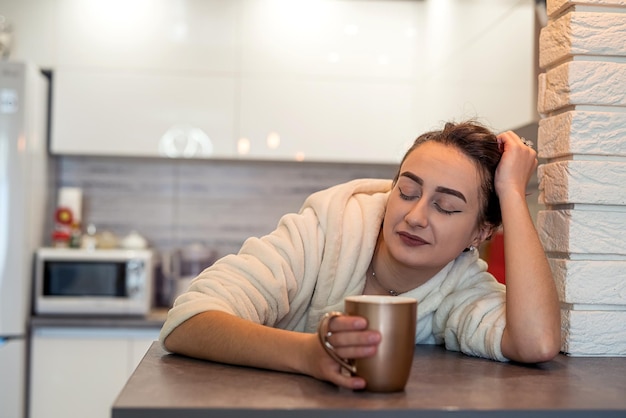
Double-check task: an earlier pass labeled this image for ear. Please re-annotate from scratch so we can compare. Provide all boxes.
[472,223,497,248]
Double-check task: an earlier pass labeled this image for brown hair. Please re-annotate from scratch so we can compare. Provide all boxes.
[393,120,503,230]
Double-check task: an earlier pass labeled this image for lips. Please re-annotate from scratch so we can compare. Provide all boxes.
[398,231,429,247]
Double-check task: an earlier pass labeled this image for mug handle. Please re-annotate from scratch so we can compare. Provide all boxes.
[317,311,357,374]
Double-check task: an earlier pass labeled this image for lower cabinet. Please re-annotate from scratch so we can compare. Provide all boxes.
[29,326,160,418]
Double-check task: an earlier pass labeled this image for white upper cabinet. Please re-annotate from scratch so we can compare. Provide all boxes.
[234,0,535,162]
[54,0,240,73]
[237,78,416,163]
[51,0,239,158]
[48,0,536,162]
[51,70,237,158]
[236,0,419,163]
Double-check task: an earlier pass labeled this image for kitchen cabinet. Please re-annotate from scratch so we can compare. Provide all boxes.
[29,326,160,418]
[54,0,240,73]
[0,339,26,418]
[51,70,237,158]
[50,0,241,159]
[48,0,536,163]
[236,78,416,163]
[50,67,416,163]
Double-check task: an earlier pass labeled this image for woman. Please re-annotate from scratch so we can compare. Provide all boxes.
[160,120,561,390]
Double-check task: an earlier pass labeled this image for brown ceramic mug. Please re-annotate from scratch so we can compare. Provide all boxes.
[318,295,417,392]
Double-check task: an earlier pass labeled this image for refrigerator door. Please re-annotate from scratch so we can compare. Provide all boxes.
[0,338,26,418]
[0,62,48,336]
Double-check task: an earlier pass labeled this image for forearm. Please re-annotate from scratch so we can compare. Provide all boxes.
[499,191,561,362]
[163,310,315,374]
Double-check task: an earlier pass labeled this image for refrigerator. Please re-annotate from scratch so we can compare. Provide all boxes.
[0,61,49,418]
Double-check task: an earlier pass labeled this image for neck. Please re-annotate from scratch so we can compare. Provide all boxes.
[369,235,432,295]
[368,264,399,296]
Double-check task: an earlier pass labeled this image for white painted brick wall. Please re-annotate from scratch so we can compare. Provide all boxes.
[538,160,626,205]
[550,259,626,305]
[562,310,626,356]
[538,209,626,255]
[538,111,626,158]
[539,11,626,68]
[538,61,626,113]
[538,0,626,356]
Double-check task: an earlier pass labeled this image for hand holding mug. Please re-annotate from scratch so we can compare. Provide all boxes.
[318,313,382,364]
[318,295,417,392]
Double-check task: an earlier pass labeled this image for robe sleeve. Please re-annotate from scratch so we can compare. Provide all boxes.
[158,207,324,346]
[432,267,508,362]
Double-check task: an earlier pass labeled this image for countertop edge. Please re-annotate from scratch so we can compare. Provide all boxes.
[30,308,168,328]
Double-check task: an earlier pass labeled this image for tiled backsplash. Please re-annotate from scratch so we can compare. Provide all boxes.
[50,156,396,258]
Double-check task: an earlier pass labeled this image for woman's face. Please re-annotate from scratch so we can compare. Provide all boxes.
[382,141,489,277]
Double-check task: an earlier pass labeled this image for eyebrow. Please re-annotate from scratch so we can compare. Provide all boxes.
[399,171,467,203]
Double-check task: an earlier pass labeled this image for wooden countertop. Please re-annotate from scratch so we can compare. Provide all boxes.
[112,342,626,418]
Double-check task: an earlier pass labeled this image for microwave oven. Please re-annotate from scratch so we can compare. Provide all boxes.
[34,248,154,316]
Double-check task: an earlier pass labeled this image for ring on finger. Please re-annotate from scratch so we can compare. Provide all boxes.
[324,330,334,350]
[318,311,342,350]
[317,311,357,374]
[520,137,534,148]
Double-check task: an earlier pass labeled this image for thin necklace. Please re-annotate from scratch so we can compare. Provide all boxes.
[370,267,399,296]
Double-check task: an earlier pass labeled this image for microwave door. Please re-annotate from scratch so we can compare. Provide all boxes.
[35,249,153,316]
[43,261,125,298]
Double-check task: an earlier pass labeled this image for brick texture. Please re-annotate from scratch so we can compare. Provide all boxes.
[538,0,626,356]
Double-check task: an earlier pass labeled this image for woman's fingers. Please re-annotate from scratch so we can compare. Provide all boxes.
[494,131,538,197]
[323,314,381,359]
[319,354,367,390]
[326,314,368,332]
[307,331,368,390]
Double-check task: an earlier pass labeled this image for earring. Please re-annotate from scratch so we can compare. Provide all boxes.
[463,245,476,253]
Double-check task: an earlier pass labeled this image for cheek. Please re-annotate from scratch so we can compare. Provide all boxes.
[382,200,400,235]
[433,218,476,245]
[457,224,482,247]
[383,197,403,224]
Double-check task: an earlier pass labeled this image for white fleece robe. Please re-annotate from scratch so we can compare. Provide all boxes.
[160,178,508,361]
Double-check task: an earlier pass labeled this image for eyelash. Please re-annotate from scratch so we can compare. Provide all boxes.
[398,188,459,215]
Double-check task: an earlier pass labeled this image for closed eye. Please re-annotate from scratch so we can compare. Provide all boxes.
[398,187,419,201]
[434,203,461,215]
[399,187,461,215]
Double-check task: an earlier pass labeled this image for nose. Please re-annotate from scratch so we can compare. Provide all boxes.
[404,198,429,228]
